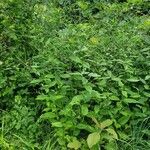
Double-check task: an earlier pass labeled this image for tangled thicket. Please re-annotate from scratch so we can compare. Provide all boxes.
[0,0,150,150]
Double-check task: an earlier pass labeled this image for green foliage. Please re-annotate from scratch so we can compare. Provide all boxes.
[0,0,150,149]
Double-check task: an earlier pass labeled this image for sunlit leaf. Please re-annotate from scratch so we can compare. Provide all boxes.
[101,119,113,129]
[70,95,82,106]
[127,78,139,82]
[109,95,119,101]
[87,132,100,148]
[106,128,118,139]
[67,139,81,150]
[40,112,56,120]
[52,122,63,127]
[123,98,141,104]
[145,75,150,80]
[81,105,88,116]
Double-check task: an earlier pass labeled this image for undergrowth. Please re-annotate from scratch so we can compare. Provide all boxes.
[0,0,150,149]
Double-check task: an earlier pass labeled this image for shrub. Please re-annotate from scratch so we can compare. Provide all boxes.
[0,0,150,149]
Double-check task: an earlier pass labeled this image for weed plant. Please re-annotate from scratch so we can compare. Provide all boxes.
[0,0,150,149]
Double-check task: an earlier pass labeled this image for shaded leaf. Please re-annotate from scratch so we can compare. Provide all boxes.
[118,116,130,125]
[78,124,95,132]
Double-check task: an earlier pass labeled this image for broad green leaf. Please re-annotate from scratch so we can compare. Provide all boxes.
[65,121,74,129]
[83,62,90,69]
[70,56,82,63]
[84,85,92,93]
[30,79,42,84]
[109,95,119,101]
[123,98,141,104]
[99,79,106,87]
[122,91,128,98]
[106,128,118,139]
[89,37,99,45]
[144,92,150,97]
[143,20,150,29]
[52,95,64,100]
[118,116,130,125]
[52,122,63,127]
[127,0,143,4]
[144,85,149,90]
[45,38,51,47]
[88,73,100,78]
[45,81,56,88]
[118,80,124,87]
[60,74,70,78]
[40,112,56,120]
[81,105,88,116]
[36,95,49,101]
[92,90,101,99]
[118,131,129,140]
[92,117,100,127]
[87,132,100,148]
[145,75,150,80]
[78,124,95,132]
[130,93,140,98]
[70,95,82,106]
[120,110,132,116]
[67,139,81,150]
[77,1,88,10]
[105,140,118,150]
[45,74,55,78]
[15,95,21,104]
[127,78,139,82]
[94,105,100,114]
[101,119,113,129]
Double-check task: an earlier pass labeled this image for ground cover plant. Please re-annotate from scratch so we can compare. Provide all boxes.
[0,0,150,149]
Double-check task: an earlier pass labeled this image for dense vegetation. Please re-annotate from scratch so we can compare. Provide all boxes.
[0,0,150,149]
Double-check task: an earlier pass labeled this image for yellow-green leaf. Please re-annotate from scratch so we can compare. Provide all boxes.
[77,1,88,10]
[87,132,100,148]
[100,119,113,129]
[127,0,143,3]
[70,95,82,106]
[89,37,99,45]
[106,128,118,139]
[67,139,81,150]
[81,105,88,116]
[52,122,63,127]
